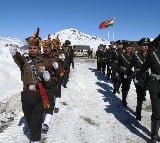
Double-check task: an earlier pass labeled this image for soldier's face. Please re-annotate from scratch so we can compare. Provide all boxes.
[28,46,40,57]
[43,46,51,55]
[141,45,148,53]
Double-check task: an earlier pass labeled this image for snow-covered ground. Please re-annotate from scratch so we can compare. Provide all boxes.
[0,58,152,143]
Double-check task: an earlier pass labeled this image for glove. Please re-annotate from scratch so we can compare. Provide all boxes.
[43,71,50,81]
[9,47,17,56]
[134,77,138,84]
[59,54,65,61]
[124,74,127,79]
[53,62,59,69]
[116,72,119,77]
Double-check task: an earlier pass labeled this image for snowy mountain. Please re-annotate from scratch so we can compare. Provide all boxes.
[50,28,109,50]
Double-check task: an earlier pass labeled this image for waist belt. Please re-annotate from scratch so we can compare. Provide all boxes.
[120,66,127,71]
[151,73,160,80]
[23,84,38,91]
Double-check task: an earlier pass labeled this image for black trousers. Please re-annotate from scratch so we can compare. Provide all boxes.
[21,91,44,141]
[150,91,160,121]
[135,85,146,101]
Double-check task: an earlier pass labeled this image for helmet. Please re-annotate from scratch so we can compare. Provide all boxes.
[139,37,150,46]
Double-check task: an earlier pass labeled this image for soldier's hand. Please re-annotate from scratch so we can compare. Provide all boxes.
[134,77,138,84]
[59,54,65,61]
[9,47,17,56]
[116,72,119,77]
[124,74,127,79]
[43,71,50,81]
[53,62,59,69]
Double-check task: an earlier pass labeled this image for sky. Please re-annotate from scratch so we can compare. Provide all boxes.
[0,0,160,41]
[0,38,152,142]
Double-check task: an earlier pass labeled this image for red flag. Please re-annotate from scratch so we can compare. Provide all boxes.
[99,18,115,29]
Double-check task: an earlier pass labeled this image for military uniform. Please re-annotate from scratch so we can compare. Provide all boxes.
[118,41,133,107]
[136,34,160,143]
[126,38,150,121]
[41,37,60,131]
[10,30,50,142]
[110,40,124,94]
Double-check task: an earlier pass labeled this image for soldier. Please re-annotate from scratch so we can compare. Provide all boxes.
[9,28,51,143]
[96,44,103,72]
[52,36,64,113]
[61,40,72,88]
[125,38,150,121]
[125,37,150,121]
[41,35,59,132]
[110,40,124,94]
[106,41,116,80]
[118,41,134,107]
[135,34,160,143]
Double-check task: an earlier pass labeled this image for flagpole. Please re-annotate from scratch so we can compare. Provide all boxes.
[108,30,110,41]
[113,17,115,41]
[113,25,114,41]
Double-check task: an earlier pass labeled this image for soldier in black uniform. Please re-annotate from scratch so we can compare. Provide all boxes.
[110,40,124,94]
[118,41,134,107]
[61,40,72,88]
[106,41,116,80]
[135,34,160,143]
[125,38,150,120]
[96,44,103,72]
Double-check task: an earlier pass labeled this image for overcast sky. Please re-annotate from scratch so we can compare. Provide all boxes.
[0,0,159,41]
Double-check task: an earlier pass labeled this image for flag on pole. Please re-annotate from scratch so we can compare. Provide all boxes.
[99,17,115,29]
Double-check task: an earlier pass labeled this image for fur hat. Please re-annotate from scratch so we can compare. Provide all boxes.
[42,34,52,48]
[52,35,61,47]
[25,27,41,47]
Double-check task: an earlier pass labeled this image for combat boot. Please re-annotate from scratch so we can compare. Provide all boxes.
[135,101,142,121]
[151,120,160,143]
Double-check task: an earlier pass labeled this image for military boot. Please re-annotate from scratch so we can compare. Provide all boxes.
[151,120,160,143]
[135,101,142,121]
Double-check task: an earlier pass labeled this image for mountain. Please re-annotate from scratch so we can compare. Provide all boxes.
[50,28,109,50]
[0,28,109,52]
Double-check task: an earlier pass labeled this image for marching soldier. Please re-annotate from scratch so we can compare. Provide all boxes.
[110,40,124,94]
[52,35,64,113]
[61,40,72,88]
[9,28,51,143]
[118,41,134,107]
[106,41,115,80]
[125,37,150,121]
[41,35,59,132]
[135,34,160,143]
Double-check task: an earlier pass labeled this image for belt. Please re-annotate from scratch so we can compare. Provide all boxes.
[120,66,127,71]
[151,73,160,80]
[23,84,39,91]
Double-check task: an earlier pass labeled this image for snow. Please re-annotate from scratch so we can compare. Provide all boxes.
[0,35,152,143]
